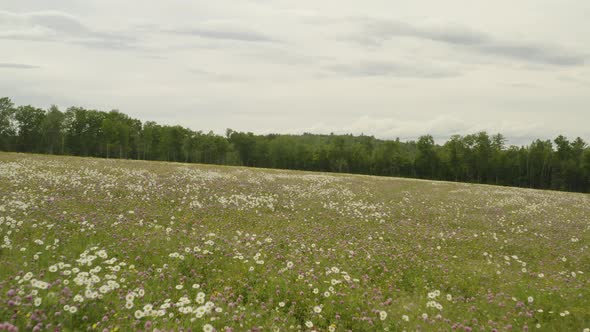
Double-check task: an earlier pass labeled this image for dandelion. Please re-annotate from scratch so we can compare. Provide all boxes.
[135,310,144,319]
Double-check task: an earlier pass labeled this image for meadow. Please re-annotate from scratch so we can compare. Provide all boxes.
[0,152,588,332]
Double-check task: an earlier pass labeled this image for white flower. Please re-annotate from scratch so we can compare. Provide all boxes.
[135,310,144,319]
[402,314,409,322]
[203,324,214,332]
[528,296,534,303]
[379,310,387,321]
[279,302,285,307]
[34,297,42,307]
[305,321,313,328]
[176,284,184,290]
[313,306,322,313]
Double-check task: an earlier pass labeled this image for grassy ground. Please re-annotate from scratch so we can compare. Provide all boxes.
[0,152,589,331]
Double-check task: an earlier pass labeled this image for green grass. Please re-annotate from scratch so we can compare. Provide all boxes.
[0,152,589,331]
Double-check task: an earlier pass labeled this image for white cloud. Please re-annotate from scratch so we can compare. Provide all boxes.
[0,1,588,144]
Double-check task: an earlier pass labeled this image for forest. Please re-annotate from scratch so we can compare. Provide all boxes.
[1,97,589,193]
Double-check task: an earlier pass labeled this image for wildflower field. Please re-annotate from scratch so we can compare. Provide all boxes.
[0,152,589,332]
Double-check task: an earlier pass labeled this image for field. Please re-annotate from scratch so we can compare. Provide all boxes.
[0,152,589,332]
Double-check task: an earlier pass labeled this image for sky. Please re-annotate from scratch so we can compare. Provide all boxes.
[1,0,589,145]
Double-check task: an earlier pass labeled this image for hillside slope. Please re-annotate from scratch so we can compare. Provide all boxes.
[0,152,589,331]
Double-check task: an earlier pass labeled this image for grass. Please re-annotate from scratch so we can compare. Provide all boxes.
[0,152,589,331]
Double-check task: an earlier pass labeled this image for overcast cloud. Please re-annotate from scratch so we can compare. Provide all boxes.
[0,0,588,145]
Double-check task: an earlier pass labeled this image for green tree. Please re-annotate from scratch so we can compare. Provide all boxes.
[0,97,16,150]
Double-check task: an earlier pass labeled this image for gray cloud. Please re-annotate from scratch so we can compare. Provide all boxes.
[165,20,278,44]
[358,18,586,66]
[170,27,276,43]
[0,10,137,50]
[325,61,459,78]
[0,63,40,69]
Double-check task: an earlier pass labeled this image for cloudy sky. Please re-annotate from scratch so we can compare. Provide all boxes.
[1,0,589,145]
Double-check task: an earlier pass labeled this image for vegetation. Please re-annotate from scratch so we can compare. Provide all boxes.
[0,153,588,331]
[1,97,589,193]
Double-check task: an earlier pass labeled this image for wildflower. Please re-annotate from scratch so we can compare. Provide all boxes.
[203,324,214,332]
[527,296,534,303]
[379,311,387,321]
[402,315,409,322]
[305,321,313,328]
[313,306,322,313]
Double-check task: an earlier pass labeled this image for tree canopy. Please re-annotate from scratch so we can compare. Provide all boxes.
[1,97,589,193]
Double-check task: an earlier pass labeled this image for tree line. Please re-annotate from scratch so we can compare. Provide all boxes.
[1,97,589,193]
